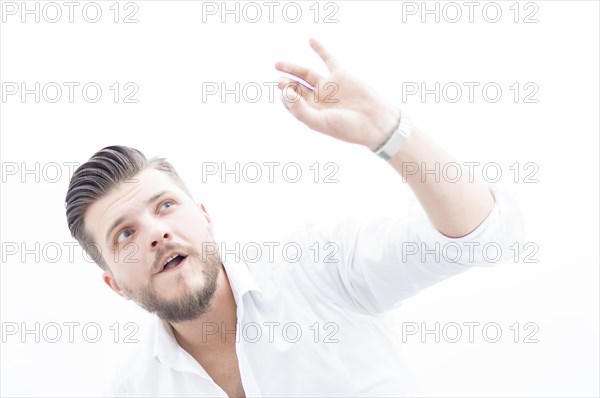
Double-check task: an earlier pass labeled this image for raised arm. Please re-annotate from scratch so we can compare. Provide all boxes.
[275,38,494,238]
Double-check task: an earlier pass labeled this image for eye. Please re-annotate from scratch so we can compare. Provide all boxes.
[116,229,134,244]
[159,200,175,211]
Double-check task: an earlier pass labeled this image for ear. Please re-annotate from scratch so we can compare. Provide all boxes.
[198,202,212,225]
[102,270,131,300]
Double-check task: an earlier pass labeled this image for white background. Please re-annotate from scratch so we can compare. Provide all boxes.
[1,0,598,396]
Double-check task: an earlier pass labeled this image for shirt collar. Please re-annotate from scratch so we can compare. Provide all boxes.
[222,257,263,305]
[151,258,263,370]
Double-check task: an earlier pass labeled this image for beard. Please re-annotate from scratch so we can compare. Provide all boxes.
[121,242,223,323]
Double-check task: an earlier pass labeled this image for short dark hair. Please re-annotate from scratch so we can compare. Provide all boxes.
[65,145,192,270]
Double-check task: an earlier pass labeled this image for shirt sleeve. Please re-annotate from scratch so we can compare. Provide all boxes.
[294,184,526,315]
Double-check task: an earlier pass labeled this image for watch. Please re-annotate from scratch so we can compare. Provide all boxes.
[373,112,412,161]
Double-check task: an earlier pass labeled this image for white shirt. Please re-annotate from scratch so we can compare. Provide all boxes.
[106,184,525,397]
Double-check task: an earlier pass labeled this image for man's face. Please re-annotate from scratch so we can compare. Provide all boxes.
[85,168,222,322]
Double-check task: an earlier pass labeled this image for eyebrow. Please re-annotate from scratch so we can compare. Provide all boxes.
[104,191,169,245]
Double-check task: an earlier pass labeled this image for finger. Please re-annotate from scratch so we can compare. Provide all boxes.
[275,61,323,87]
[278,77,314,102]
[308,38,340,72]
[280,94,324,132]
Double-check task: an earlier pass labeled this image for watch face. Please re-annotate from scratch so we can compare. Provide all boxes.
[383,122,412,159]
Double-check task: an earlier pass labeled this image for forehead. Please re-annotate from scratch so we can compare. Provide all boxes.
[85,168,189,243]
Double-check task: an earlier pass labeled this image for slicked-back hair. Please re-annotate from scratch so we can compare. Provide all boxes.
[65,145,192,270]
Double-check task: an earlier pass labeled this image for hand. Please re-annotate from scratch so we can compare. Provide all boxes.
[275,38,400,150]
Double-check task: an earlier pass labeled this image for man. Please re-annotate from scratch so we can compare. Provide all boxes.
[65,39,524,397]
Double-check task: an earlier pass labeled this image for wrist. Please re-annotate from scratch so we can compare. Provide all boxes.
[371,108,413,161]
[365,104,401,151]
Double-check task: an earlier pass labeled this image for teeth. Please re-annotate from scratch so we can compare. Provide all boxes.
[163,254,179,267]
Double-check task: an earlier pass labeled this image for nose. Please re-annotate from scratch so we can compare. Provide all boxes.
[148,221,172,250]
[151,232,171,248]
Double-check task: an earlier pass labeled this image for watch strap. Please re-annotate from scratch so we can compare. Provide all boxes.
[373,112,412,160]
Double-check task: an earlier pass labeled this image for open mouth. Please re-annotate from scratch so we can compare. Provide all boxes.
[161,254,188,272]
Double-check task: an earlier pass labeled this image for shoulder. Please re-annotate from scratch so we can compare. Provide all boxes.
[286,216,365,251]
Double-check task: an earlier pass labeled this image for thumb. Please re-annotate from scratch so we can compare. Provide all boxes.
[280,94,323,132]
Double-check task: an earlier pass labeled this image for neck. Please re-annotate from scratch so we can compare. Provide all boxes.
[169,265,238,356]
